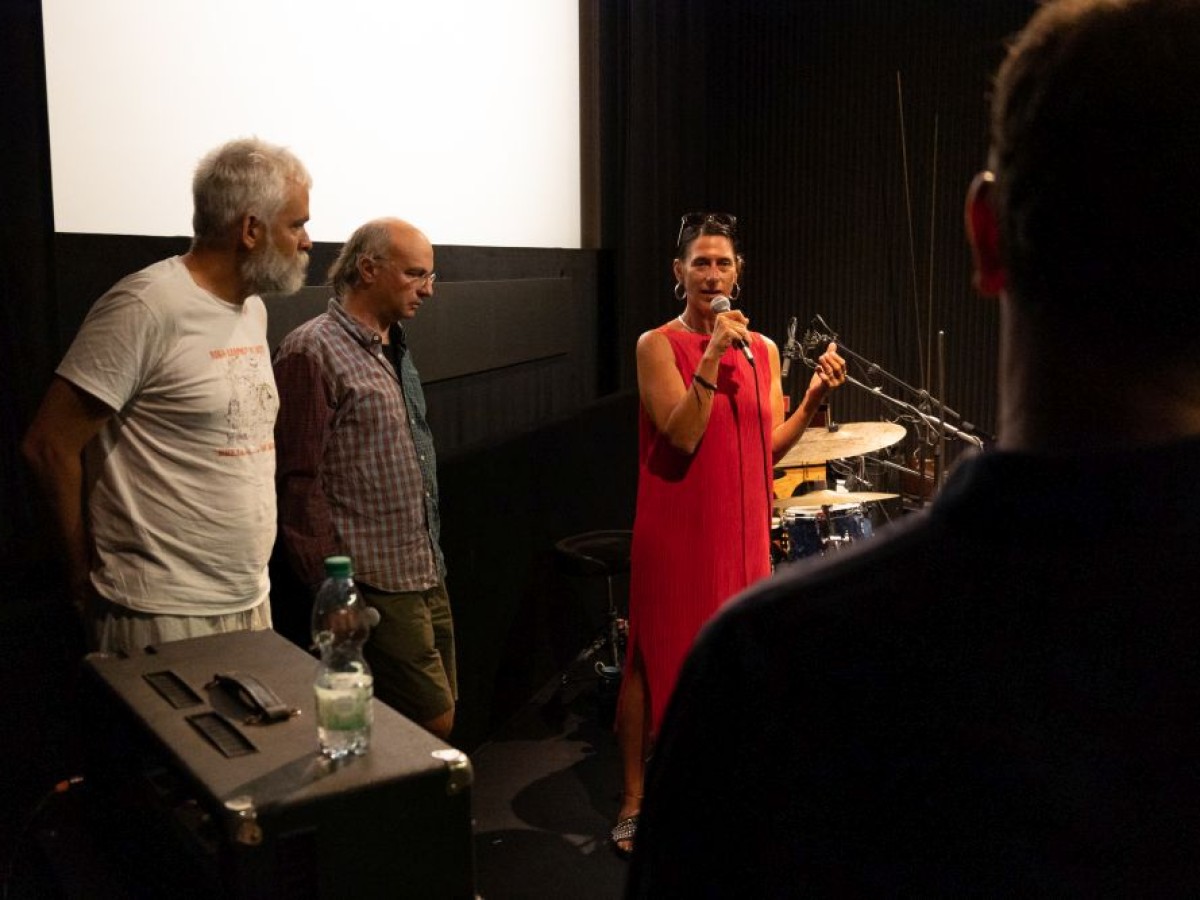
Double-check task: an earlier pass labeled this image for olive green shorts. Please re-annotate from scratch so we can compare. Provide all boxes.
[358,580,457,723]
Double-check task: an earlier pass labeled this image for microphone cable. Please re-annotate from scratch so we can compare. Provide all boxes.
[746,334,774,573]
[711,332,773,579]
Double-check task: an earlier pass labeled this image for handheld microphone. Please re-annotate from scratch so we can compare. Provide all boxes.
[710,296,755,365]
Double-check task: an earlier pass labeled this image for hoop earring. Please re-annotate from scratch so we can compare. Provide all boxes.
[674,282,686,301]
[730,283,741,301]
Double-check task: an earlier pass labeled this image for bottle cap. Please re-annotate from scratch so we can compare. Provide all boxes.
[323,555,353,578]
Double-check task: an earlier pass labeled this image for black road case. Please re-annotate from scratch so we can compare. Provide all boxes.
[82,628,475,899]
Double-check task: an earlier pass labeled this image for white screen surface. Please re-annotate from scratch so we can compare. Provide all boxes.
[42,0,581,248]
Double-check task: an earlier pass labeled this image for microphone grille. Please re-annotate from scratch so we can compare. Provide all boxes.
[709,296,731,313]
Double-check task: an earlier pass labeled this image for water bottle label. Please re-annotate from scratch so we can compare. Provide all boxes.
[314,674,374,730]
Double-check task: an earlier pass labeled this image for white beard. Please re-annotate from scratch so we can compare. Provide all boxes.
[241,240,309,296]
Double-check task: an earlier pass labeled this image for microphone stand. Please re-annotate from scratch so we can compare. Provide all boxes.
[786,323,985,450]
[792,316,974,427]
[808,362,983,448]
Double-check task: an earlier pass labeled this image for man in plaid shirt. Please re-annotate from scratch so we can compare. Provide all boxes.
[274,218,455,741]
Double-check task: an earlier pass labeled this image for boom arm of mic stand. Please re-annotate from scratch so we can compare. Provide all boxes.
[837,371,985,448]
[806,331,968,425]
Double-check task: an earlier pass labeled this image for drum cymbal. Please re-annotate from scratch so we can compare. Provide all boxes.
[773,489,900,510]
[777,421,906,467]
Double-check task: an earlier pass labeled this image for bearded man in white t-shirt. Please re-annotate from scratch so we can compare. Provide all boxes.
[22,137,312,655]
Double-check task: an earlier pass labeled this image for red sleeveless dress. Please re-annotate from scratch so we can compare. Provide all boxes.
[627,326,775,734]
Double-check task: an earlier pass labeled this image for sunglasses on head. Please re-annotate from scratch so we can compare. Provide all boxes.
[676,211,738,247]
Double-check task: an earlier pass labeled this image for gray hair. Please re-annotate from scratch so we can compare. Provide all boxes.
[328,219,398,297]
[190,137,311,248]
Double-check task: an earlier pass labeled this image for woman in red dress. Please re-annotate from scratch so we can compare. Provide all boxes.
[612,212,846,854]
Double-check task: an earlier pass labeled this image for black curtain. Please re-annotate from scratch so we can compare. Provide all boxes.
[0,0,55,566]
[599,0,1038,445]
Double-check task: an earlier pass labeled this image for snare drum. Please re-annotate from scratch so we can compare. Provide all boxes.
[782,503,874,562]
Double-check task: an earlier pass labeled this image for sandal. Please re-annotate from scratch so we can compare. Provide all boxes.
[610,813,639,857]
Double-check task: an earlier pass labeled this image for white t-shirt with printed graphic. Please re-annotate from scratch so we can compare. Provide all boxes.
[58,256,278,615]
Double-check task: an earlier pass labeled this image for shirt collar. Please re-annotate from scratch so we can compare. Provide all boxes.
[327,297,406,356]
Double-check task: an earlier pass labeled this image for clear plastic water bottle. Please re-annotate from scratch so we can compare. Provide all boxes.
[312,555,375,759]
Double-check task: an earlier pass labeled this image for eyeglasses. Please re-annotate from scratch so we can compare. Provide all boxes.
[372,257,437,287]
[676,211,738,247]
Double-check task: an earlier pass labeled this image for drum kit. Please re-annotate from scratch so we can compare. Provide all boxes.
[772,421,906,568]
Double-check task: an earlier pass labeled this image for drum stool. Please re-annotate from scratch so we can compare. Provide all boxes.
[553,530,632,693]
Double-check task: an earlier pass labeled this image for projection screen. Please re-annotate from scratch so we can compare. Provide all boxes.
[42,0,581,249]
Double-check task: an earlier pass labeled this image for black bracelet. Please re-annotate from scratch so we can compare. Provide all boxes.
[693,372,718,393]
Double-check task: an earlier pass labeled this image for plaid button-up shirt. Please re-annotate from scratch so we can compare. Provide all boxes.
[275,299,445,592]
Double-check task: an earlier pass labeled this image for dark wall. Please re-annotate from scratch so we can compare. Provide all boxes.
[438,391,638,747]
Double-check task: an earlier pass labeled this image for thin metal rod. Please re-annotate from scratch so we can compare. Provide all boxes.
[896,70,926,387]
[926,115,938,390]
[937,330,948,490]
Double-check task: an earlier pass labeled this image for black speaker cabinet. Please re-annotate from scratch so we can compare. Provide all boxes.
[82,629,475,899]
